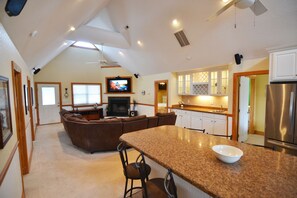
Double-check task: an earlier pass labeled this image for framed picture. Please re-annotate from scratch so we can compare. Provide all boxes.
[23,84,28,115]
[0,76,13,149]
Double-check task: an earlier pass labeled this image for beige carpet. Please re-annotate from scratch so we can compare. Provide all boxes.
[24,123,140,198]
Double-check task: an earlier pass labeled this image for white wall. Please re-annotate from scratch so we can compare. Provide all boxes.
[0,23,34,197]
[228,57,269,113]
[0,148,23,198]
[34,47,137,105]
[134,72,179,106]
[34,47,180,115]
[254,75,268,132]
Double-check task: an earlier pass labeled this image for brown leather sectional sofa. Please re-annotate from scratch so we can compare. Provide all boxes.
[60,109,176,153]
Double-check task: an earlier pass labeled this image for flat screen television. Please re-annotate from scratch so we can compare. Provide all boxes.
[106,77,132,93]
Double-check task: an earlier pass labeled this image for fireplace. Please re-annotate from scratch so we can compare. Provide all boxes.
[107,97,130,116]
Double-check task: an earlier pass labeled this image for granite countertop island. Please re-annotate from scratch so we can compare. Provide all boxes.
[120,126,297,198]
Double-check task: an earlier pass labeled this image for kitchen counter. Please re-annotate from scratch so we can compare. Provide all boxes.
[171,106,231,116]
[120,126,297,198]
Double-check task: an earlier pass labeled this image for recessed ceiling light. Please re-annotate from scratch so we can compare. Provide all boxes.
[70,26,76,31]
[119,51,124,56]
[137,40,143,46]
[172,19,180,28]
[222,0,229,3]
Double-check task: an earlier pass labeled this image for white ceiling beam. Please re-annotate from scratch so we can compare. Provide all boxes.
[67,25,130,49]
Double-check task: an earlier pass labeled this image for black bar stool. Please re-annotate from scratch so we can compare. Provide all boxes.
[117,142,151,198]
[134,152,178,198]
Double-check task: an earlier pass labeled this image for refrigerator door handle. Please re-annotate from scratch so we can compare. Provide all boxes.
[289,92,295,126]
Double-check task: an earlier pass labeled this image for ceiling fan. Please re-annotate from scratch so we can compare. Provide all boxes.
[86,44,119,66]
[208,0,267,21]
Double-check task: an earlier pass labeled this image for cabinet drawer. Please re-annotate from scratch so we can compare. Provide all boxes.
[214,114,226,120]
[191,111,202,117]
[202,113,214,118]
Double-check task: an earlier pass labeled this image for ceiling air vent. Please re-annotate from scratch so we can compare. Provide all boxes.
[174,30,190,47]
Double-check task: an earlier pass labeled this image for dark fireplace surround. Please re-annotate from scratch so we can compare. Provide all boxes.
[107,97,130,116]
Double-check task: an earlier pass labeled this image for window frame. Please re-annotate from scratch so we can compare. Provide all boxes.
[71,82,102,107]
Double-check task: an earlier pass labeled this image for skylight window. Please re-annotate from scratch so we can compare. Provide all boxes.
[73,41,97,49]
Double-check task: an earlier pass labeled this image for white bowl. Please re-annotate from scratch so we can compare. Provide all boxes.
[212,145,243,163]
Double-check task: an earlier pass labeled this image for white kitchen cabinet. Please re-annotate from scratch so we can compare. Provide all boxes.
[202,113,227,136]
[210,70,228,95]
[270,48,297,82]
[172,109,191,128]
[190,111,203,131]
[177,74,191,95]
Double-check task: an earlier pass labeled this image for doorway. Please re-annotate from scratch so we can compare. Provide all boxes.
[27,78,35,141]
[232,70,269,145]
[11,62,29,174]
[154,80,168,114]
[35,82,62,125]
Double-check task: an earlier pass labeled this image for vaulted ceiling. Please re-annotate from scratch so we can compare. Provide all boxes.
[0,0,297,75]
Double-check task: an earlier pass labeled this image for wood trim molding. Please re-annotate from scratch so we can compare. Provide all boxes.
[35,82,62,125]
[154,80,169,115]
[27,77,35,141]
[28,142,34,171]
[105,76,133,94]
[0,141,19,185]
[11,62,29,175]
[137,103,155,107]
[232,70,269,141]
[101,66,121,69]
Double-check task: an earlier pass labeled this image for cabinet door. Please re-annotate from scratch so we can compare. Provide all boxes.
[210,71,218,95]
[213,119,227,136]
[184,74,191,95]
[181,111,191,128]
[177,75,184,95]
[220,70,229,95]
[202,117,213,134]
[191,116,203,131]
[175,114,183,127]
[271,49,297,81]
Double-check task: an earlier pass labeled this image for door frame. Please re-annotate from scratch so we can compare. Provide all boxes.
[232,70,269,141]
[27,77,35,141]
[11,61,29,175]
[34,82,62,125]
[154,80,169,115]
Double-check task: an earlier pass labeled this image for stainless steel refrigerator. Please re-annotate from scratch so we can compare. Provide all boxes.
[265,83,297,156]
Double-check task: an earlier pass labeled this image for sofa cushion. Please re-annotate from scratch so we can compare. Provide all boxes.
[156,112,175,117]
[89,118,121,124]
[67,116,88,123]
[60,109,71,116]
[121,115,147,122]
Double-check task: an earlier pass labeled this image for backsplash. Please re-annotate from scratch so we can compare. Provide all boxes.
[181,95,228,108]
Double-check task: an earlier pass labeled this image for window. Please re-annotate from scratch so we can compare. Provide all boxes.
[72,83,102,106]
[42,87,56,105]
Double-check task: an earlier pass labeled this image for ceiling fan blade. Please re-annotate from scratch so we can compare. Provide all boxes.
[207,0,236,21]
[250,0,267,16]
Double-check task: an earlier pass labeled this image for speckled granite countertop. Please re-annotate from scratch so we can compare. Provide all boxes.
[120,126,297,198]
[171,106,231,116]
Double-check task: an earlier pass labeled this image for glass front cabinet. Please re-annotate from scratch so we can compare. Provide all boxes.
[177,69,228,96]
[210,70,228,95]
[177,74,191,95]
